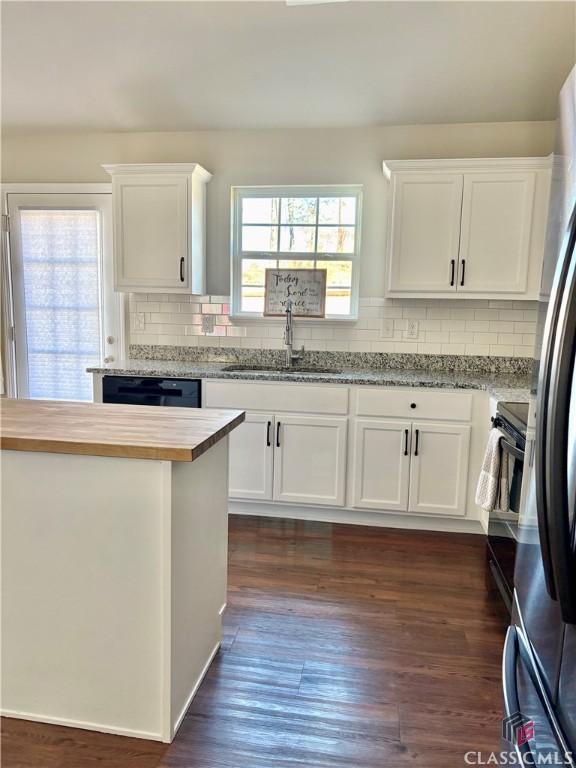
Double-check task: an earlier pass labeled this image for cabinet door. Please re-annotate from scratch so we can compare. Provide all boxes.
[351,420,411,511]
[458,172,536,294]
[387,173,463,293]
[228,413,274,500]
[273,416,347,506]
[113,174,190,292]
[408,423,470,517]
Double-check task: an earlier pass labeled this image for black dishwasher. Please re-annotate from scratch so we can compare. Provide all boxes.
[102,376,201,408]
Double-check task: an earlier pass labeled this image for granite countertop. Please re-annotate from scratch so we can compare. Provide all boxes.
[87,359,532,402]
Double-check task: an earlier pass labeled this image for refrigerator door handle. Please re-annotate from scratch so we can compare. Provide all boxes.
[535,209,576,600]
[546,206,576,624]
[502,626,535,767]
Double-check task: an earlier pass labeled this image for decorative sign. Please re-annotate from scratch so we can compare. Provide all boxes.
[263,269,327,318]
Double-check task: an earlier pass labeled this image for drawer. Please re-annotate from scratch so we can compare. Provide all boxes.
[355,387,472,422]
[204,380,349,415]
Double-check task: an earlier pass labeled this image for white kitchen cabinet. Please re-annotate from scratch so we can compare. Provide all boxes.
[387,173,463,293]
[458,172,536,294]
[103,163,212,294]
[203,379,477,523]
[383,158,550,300]
[351,419,411,511]
[273,415,348,506]
[229,412,274,500]
[408,422,470,517]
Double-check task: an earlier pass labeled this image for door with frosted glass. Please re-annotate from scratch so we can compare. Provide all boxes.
[6,194,119,400]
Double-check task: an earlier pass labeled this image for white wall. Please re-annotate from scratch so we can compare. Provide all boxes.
[2,121,555,298]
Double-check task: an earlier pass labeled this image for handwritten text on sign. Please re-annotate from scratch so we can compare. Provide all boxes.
[263,269,327,317]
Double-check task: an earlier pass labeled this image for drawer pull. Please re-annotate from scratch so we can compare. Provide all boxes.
[410,403,416,409]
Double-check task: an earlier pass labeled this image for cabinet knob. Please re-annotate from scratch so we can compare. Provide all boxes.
[410,403,417,409]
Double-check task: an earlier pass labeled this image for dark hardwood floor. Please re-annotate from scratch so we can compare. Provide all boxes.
[2,515,507,767]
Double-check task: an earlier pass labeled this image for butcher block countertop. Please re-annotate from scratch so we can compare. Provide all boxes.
[0,399,245,462]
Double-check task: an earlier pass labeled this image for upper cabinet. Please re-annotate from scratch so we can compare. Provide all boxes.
[383,158,551,300]
[103,163,212,294]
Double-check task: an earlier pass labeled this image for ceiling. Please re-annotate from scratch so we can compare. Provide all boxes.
[2,1,574,132]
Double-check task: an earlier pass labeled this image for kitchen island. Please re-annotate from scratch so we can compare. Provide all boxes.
[1,398,244,742]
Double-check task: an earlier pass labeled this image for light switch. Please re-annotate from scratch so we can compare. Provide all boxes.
[381,319,394,339]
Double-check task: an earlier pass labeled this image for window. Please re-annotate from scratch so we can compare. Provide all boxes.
[231,186,362,319]
[6,192,122,400]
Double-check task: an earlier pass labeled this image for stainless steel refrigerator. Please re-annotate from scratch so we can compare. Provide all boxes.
[503,66,576,766]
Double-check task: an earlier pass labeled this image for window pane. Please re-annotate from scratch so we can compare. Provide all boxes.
[280,197,317,225]
[317,226,355,254]
[20,209,102,401]
[278,259,314,270]
[242,197,279,224]
[319,197,356,225]
[242,225,278,252]
[325,289,351,316]
[241,258,277,286]
[241,286,265,313]
[316,260,352,287]
[279,226,315,253]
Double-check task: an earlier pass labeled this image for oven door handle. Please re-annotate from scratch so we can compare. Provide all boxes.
[500,438,525,462]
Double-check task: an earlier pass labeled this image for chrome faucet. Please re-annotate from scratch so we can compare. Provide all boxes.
[284,299,304,368]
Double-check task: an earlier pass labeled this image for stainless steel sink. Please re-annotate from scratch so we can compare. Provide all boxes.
[221,365,342,374]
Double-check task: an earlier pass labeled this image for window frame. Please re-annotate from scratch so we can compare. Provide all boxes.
[231,185,362,322]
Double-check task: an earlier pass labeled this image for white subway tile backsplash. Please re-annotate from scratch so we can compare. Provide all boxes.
[466,320,490,332]
[489,321,515,333]
[441,343,466,355]
[128,295,538,358]
[498,309,525,321]
[473,332,499,344]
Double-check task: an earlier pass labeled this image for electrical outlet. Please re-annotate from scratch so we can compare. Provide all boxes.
[381,319,394,339]
[405,319,419,339]
[131,313,145,332]
[202,314,216,334]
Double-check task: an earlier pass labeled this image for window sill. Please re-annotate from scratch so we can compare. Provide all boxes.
[229,314,358,326]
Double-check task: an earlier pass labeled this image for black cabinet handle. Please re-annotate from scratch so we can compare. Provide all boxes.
[266,421,271,447]
[404,429,409,456]
[460,259,466,287]
[276,421,281,448]
[450,259,455,287]
[179,256,185,283]
[414,429,419,456]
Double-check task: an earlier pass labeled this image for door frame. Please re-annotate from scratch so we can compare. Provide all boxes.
[1,183,126,398]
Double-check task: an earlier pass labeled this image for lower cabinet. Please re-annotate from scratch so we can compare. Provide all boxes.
[351,420,471,517]
[408,422,470,516]
[273,415,347,506]
[212,380,474,520]
[228,412,274,500]
[352,420,411,511]
[228,412,348,507]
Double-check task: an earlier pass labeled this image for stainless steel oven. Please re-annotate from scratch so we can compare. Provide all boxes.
[486,401,528,614]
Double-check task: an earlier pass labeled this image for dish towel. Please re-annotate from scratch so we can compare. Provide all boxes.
[475,428,510,513]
